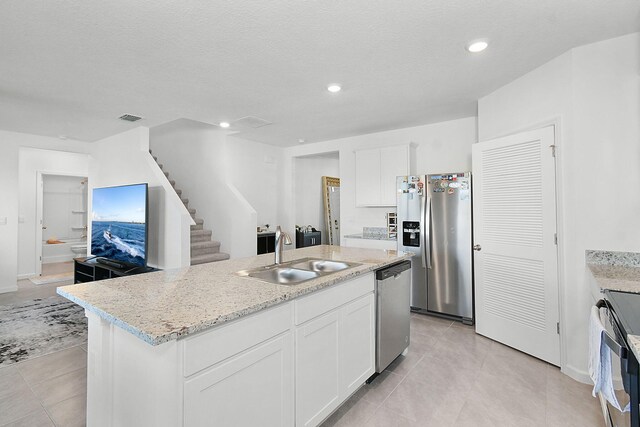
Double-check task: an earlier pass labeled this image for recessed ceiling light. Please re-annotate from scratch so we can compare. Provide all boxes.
[219,122,230,128]
[467,40,488,53]
[298,139,306,144]
[327,84,342,93]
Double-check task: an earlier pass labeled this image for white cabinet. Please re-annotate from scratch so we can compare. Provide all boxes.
[355,145,413,206]
[295,311,341,427]
[340,294,375,396]
[185,332,293,427]
[294,274,375,427]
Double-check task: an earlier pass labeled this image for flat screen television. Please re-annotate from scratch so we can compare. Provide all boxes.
[91,183,148,268]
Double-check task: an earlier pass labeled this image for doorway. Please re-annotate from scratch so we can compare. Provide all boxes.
[36,174,88,278]
[293,152,340,247]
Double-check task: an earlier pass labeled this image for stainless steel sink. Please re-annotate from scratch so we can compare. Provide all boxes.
[289,259,356,273]
[237,258,361,285]
[239,267,319,285]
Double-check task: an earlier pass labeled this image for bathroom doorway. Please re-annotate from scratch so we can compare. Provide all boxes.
[35,173,88,278]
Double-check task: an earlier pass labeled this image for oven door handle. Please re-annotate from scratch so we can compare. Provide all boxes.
[596,299,629,359]
[601,330,628,359]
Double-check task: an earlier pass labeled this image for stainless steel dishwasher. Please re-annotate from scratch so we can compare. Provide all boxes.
[374,260,412,374]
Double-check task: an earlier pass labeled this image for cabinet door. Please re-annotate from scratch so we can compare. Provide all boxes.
[295,311,340,427]
[355,148,381,206]
[184,333,293,427]
[340,293,375,397]
[379,146,408,206]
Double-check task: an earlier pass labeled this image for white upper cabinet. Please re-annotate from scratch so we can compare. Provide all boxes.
[355,145,414,206]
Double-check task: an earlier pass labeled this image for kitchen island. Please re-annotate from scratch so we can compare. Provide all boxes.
[58,245,411,427]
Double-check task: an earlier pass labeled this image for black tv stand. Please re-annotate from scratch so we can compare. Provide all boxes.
[74,257,159,284]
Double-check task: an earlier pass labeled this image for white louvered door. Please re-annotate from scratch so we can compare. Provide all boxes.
[472,126,560,365]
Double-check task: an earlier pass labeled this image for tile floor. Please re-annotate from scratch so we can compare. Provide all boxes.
[321,314,605,427]
[1,263,605,427]
[0,262,86,427]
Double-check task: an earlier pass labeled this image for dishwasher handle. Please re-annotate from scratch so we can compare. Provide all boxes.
[376,260,411,281]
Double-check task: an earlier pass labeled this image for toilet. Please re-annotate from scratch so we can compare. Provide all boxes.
[71,244,87,256]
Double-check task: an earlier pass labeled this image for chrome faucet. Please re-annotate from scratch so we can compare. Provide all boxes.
[274,226,292,265]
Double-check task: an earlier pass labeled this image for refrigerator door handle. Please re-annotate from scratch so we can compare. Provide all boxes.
[425,196,432,269]
[420,193,427,268]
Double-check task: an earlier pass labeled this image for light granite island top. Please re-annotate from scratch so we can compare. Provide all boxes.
[587,250,640,362]
[57,245,411,346]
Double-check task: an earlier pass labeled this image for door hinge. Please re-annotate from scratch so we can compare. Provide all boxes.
[554,233,558,245]
[550,144,556,157]
[557,322,560,334]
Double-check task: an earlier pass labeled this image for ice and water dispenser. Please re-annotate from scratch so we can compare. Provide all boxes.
[402,221,420,247]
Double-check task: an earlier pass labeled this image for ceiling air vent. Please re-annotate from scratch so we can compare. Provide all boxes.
[232,116,272,130]
[118,114,143,122]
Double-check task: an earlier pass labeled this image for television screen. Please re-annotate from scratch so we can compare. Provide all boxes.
[91,183,148,267]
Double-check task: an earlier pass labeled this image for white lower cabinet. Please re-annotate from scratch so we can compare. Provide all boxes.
[184,332,293,427]
[295,311,341,427]
[295,273,376,427]
[340,294,375,396]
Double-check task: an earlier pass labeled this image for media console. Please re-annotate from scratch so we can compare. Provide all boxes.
[74,257,159,284]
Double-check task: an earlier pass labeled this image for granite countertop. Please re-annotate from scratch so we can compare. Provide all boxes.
[586,250,640,293]
[58,245,411,346]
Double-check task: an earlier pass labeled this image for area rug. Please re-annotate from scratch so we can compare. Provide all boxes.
[29,272,74,285]
[0,296,87,367]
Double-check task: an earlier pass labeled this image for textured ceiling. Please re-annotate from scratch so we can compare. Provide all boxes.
[0,1,638,146]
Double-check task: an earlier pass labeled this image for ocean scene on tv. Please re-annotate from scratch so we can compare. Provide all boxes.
[91,184,147,267]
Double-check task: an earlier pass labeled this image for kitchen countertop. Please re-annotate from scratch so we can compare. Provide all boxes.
[586,250,640,293]
[57,245,411,346]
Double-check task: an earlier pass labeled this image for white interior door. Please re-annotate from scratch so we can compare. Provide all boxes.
[472,126,560,365]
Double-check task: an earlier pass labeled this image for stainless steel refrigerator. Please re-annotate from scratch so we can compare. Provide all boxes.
[396,174,473,323]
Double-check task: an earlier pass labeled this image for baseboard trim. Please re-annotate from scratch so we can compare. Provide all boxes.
[17,273,36,280]
[562,364,591,384]
[0,285,18,294]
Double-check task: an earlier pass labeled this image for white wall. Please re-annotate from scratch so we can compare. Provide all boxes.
[280,117,477,242]
[0,130,90,292]
[478,32,640,382]
[89,127,192,269]
[18,148,89,278]
[294,153,339,244]
[150,119,282,258]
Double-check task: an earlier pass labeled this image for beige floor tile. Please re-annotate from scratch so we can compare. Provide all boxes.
[382,375,465,425]
[320,393,378,427]
[0,367,27,400]
[30,367,87,407]
[0,380,42,425]
[410,315,452,338]
[366,407,418,427]
[1,408,55,427]
[465,368,547,426]
[45,394,87,427]
[384,347,425,378]
[17,347,87,387]
[545,365,604,427]
[352,371,404,406]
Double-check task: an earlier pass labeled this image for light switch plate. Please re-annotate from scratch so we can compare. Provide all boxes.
[18,216,25,223]
[0,217,7,225]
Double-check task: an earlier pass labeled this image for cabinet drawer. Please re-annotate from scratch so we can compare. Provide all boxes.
[183,302,292,377]
[294,273,374,325]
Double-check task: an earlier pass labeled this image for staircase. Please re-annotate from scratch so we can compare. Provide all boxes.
[150,151,230,266]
